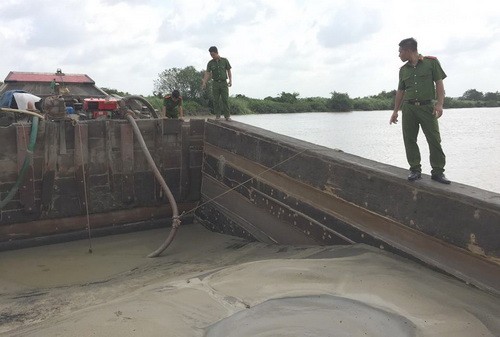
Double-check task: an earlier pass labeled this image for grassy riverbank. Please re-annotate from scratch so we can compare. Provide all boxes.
[145,93,500,117]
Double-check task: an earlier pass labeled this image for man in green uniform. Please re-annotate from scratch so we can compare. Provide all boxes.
[162,89,184,119]
[390,38,450,184]
[201,46,232,121]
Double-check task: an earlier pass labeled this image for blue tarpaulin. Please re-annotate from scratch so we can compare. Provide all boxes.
[0,90,28,108]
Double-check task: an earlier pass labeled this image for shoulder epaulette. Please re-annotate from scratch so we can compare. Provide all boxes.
[424,55,437,60]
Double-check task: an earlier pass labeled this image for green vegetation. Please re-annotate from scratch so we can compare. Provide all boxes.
[104,66,500,116]
[100,87,131,97]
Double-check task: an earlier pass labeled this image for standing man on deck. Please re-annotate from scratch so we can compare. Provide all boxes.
[201,46,232,121]
[390,37,450,184]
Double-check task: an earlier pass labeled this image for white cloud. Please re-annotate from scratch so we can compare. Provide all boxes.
[317,4,382,48]
[1,0,499,99]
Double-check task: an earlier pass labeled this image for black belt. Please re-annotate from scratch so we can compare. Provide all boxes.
[406,99,432,106]
[214,79,227,82]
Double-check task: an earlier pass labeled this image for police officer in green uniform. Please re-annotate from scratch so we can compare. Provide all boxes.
[201,46,232,121]
[390,38,450,184]
[162,89,184,119]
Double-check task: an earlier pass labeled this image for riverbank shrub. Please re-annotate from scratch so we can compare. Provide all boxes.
[145,95,500,116]
[138,85,499,116]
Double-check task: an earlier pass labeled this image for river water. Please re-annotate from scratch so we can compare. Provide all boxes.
[232,107,500,194]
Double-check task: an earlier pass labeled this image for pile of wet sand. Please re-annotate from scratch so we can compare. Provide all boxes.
[1,223,499,336]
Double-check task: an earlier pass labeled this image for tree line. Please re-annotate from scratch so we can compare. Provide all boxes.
[139,66,500,115]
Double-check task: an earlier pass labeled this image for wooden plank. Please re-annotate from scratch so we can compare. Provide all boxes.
[41,122,59,213]
[59,121,67,154]
[0,203,197,243]
[74,123,89,213]
[154,120,164,201]
[120,123,135,203]
[180,124,190,200]
[16,124,36,212]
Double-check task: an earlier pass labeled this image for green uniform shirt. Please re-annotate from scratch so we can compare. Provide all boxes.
[207,57,231,81]
[398,55,447,101]
[163,95,182,118]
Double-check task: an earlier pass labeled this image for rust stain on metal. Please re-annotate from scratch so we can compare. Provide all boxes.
[467,233,486,256]
[202,142,500,295]
[120,123,135,203]
[74,123,89,211]
[16,124,35,212]
[40,122,59,213]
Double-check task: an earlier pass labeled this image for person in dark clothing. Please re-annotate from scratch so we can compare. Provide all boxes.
[162,89,184,119]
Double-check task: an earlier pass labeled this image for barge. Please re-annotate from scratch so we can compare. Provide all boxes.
[1,71,499,336]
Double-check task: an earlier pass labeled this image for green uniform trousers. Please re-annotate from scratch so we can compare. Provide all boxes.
[212,81,230,118]
[402,103,446,175]
[165,110,179,119]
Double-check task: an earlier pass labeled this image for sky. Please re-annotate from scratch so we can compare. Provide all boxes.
[1,0,499,99]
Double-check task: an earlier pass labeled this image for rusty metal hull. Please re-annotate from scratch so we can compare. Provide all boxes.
[0,119,204,245]
[196,120,500,295]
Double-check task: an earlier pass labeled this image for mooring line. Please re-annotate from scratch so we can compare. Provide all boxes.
[77,123,93,253]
